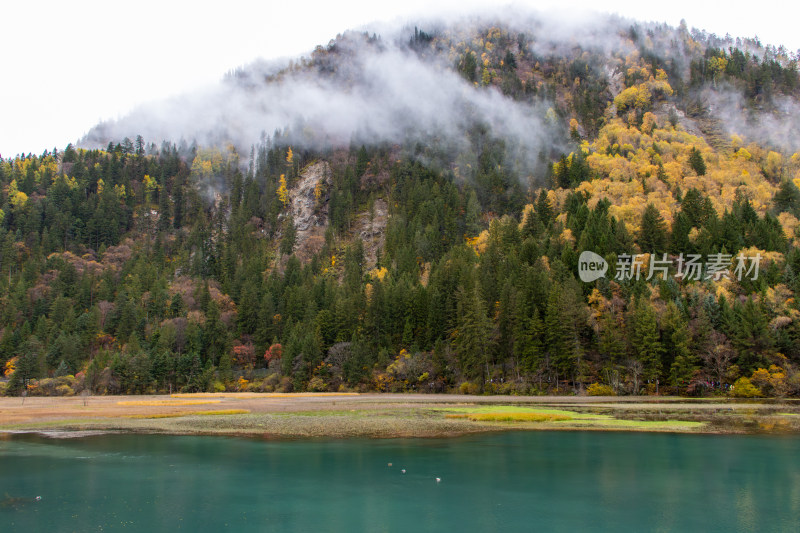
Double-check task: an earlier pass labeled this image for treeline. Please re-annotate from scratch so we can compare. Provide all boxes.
[1,135,799,398]
[3,20,800,398]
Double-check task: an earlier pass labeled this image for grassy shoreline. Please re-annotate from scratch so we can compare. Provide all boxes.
[1,393,799,439]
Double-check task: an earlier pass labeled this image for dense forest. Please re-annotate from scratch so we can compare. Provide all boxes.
[2,17,800,398]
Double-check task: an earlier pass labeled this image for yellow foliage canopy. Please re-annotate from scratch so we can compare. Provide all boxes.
[575,115,780,236]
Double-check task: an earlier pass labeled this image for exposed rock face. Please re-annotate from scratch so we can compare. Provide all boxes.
[353,198,388,269]
[288,161,331,262]
[279,160,387,269]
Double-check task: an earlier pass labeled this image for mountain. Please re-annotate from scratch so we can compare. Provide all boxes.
[1,11,800,397]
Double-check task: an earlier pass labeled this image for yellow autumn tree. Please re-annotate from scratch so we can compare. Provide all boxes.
[314,179,324,205]
[7,180,28,207]
[764,151,783,180]
[278,174,289,207]
[143,174,158,204]
[708,56,728,86]
[369,266,389,282]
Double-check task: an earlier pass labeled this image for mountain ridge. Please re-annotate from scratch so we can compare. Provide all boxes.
[1,11,800,398]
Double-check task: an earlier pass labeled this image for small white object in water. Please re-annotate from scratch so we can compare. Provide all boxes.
[435,477,441,483]
[401,469,406,474]
[388,463,392,467]
[35,496,41,501]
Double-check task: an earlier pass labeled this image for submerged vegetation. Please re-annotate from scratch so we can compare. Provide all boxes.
[2,14,800,399]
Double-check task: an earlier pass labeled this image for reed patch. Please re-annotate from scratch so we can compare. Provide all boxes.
[117,400,221,406]
[446,412,572,422]
[124,409,249,419]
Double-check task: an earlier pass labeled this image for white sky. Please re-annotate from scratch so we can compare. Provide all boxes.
[1,0,797,158]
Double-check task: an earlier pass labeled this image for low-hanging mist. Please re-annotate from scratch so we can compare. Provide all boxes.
[84,27,563,179]
[82,8,800,175]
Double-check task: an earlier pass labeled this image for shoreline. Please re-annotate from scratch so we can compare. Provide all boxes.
[2,393,799,439]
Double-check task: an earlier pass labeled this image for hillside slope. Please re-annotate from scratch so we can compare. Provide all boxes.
[2,12,800,397]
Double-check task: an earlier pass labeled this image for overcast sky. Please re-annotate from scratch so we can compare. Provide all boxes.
[1,0,797,158]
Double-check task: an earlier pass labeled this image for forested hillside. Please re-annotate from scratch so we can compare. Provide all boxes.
[2,14,800,397]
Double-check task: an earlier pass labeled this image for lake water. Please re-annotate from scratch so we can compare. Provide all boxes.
[1,430,798,532]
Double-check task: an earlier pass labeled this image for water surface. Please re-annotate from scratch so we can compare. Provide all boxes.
[1,431,798,532]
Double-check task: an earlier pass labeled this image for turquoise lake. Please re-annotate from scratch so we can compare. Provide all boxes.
[1,431,798,532]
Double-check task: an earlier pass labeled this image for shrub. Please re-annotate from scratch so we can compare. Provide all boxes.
[495,382,530,395]
[458,382,480,395]
[26,376,77,396]
[277,376,294,393]
[245,380,265,392]
[729,377,761,398]
[307,376,328,392]
[55,384,75,396]
[587,383,616,396]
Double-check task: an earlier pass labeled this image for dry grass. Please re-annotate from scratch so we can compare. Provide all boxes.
[169,393,359,399]
[123,413,186,419]
[1,394,796,437]
[447,412,573,422]
[117,400,221,406]
[123,409,250,419]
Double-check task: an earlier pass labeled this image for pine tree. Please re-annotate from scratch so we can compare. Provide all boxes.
[535,189,553,226]
[204,299,228,365]
[453,285,493,381]
[670,212,693,254]
[638,203,668,254]
[630,297,663,385]
[465,189,481,235]
[731,298,772,373]
[281,214,297,256]
[459,51,478,82]
[544,284,579,378]
[8,336,43,394]
[515,303,544,376]
[688,147,706,176]
[217,351,233,383]
[356,146,369,177]
[599,312,627,363]
[680,188,714,228]
[662,302,697,391]
[157,185,172,231]
[773,179,800,214]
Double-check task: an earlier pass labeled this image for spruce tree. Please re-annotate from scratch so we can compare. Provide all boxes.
[688,147,706,176]
[630,297,663,385]
[453,285,493,382]
[280,214,297,256]
[535,189,553,226]
[638,203,668,254]
[544,284,578,378]
[773,179,800,214]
